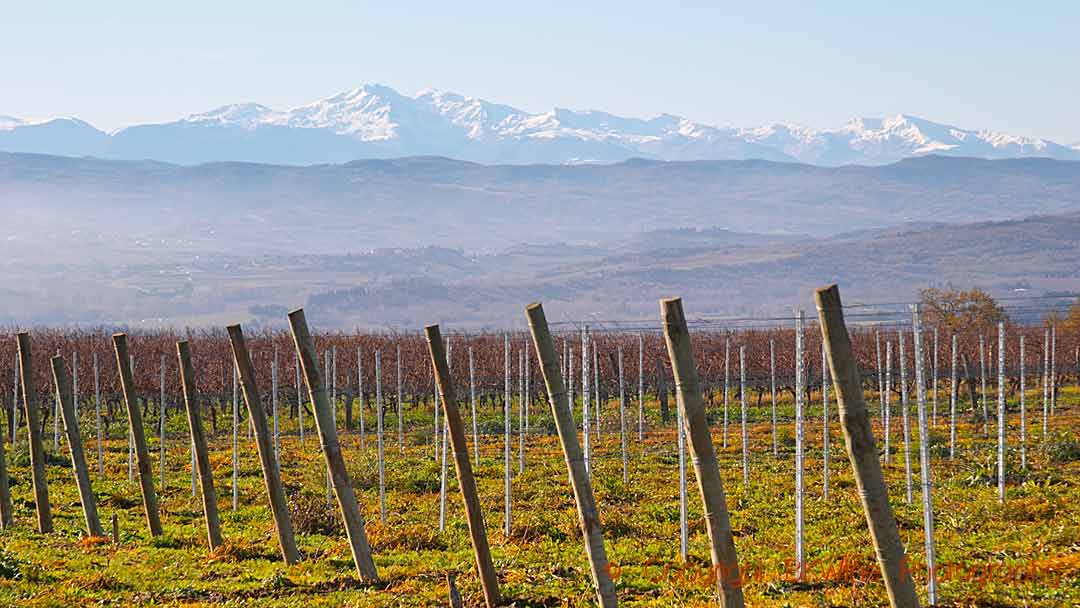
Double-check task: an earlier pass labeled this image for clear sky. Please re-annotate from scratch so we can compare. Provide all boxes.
[3,2,1078,142]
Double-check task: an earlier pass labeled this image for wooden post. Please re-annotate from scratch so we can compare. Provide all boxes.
[815,284,920,608]
[112,333,163,537]
[288,309,379,582]
[52,355,105,537]
[228,325,301,564]
[176,341,224,552]
[525,303,618,608]
[426,325,502,608]
[17,333,52,532]
[660,298,744,608]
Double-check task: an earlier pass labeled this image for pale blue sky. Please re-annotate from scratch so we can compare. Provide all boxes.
[3,2,1078,141]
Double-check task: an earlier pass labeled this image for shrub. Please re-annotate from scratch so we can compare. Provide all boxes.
[289,491,344,536]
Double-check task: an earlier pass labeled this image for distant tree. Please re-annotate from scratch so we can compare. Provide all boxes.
[919,287,1007,339]
[1056,299,1080,335]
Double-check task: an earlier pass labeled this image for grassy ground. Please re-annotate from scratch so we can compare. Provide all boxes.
[0,387,1077,607]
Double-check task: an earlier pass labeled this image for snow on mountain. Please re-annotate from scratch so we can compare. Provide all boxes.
[2,85,1077,166]
[183,103,282,129]
[0,116,27,130]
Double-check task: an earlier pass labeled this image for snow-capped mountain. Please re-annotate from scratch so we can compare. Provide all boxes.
[2,84,1077,166]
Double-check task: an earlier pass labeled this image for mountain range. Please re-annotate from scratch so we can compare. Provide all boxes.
[5,153,1080,259]
[4,84,1079,166]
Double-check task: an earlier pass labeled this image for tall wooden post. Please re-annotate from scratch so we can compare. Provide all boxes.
[228,325,301,564]
[52,355,105,537]
[17,333,52,532]
[112,333,163,537]
[815,285,920,608]
[660,298,744,608]
[288,309,379,582]
[176,341,224,552]
[426,325,502,608]
[525,303,618,608]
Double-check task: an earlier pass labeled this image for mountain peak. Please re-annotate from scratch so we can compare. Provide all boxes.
[184,103,280,128]
[2,84,1077,165]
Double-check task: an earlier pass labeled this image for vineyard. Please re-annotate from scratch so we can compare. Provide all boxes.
[0,295,1078,607]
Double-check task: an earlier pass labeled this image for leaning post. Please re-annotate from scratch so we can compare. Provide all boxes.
[815,284,920,608]
[660,298,745,608]
[227,325,301,564]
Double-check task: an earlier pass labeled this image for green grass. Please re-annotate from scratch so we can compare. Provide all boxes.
[0,388,1077,606]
